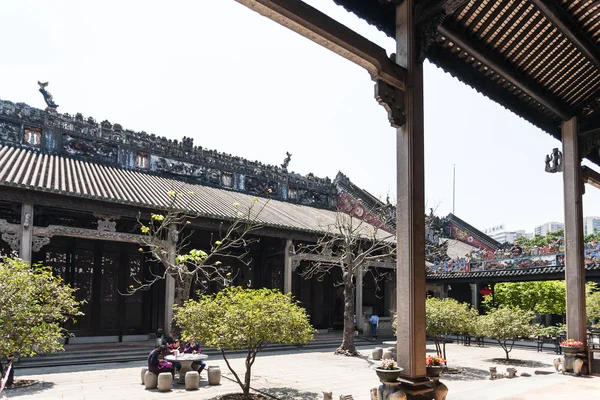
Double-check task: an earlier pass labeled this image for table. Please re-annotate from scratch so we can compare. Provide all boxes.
[164,354,208,384]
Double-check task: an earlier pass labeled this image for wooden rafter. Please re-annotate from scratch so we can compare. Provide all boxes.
[529,0,600,71]
[437,24,572,120]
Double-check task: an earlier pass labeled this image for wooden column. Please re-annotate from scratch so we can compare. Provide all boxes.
[284,239,293,294]
[562,117,587,346]
[164,224,177,334]
[395,0,427,379]
[356,266,364,331]
[19,203,34,263]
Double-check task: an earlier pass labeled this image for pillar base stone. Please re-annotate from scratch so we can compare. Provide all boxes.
[370,379,447,400]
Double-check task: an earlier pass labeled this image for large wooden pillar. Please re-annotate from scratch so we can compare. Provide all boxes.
[164,224,177,333]
[284,239,293,294]
[562,117,587,346]
[20,203,34,263]
[395,0,427,379]
[356,265,364,331]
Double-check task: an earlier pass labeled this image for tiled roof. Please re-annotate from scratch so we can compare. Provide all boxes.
[427,264,600,280]
[446,213,501,250]
[0,144,390,238]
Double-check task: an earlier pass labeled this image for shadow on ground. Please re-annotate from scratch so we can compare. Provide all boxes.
[3,381,54,398]
[484,358,552,368]
[441,366,489,381]
[205,387,321,400]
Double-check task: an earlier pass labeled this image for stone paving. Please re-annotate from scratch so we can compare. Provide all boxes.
[4,342,600,400]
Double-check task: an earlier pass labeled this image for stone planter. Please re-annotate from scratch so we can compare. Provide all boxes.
[561,346,582,354]
[375,368,403,382]
[426,366,444,378]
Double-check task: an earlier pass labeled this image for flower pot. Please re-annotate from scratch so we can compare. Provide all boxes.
[561,346,582,354]
[426,366,444,378]
[375,367,402,382]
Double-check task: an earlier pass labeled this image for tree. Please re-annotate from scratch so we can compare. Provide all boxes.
[131,190,268,334]
[294,206,396,356]
[587,282,600,327]
[174,287,313,399]
[0,258,81,390]
[483,281,566,315]
[425,297,478,360]
[478,307,535,360]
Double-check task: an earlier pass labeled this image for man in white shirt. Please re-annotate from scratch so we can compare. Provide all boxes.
[369,314,379,338]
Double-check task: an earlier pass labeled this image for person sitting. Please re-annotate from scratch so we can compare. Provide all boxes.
[184,341,206,374]
[148,344,174,378]
[167,338,182,372]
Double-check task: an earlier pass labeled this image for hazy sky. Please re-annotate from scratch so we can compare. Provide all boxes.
[1,0,599,234]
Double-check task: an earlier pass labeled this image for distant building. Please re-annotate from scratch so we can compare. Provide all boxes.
[584,216,600,236]
[483,224,530,244]
[534,222,564,237]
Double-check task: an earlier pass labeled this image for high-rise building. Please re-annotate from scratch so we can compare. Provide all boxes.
[534,222,564,237]
[483,224,530,244]
[584,216,600,236]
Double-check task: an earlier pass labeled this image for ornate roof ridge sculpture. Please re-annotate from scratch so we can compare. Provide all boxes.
[0,97,337,209]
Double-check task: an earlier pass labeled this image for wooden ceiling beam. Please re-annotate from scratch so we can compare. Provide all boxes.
[437,24,572,120]
[529,0,600,71]
[582,165,600,190]
[234,0,406,90]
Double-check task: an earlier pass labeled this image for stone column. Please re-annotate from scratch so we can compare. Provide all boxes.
[164,224,177,333]
[20,203,34,263]
[470,283,479,310]
[356,265,364,332]
[394,0,427,379]
[562,117,587,346]
[284,239,293,294]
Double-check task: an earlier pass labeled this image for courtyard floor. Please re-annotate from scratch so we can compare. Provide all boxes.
[5,342,600,400]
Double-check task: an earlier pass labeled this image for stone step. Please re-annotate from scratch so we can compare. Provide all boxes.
[14,337,376,369]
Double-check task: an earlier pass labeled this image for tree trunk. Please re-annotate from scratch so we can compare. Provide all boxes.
[243,357,252,396]
[336,272,357,356]
[170,274,193,337]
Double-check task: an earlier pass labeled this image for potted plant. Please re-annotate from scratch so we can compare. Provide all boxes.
[425,354,446,378]
[560,339,584,354]
[375,359,403,382]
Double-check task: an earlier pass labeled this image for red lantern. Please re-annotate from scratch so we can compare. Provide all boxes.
[480,288,492,296]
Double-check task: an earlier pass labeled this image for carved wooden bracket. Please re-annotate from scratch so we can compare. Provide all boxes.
[545,148,564,173]
[579,129,600,159]
[32,236,51,252]
[375,80,405,128]
[1,232,20,251]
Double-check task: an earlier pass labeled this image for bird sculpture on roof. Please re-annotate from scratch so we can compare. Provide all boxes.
[38,80,58,109]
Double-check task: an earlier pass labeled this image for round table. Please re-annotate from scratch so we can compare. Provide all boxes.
[164,353,208,384]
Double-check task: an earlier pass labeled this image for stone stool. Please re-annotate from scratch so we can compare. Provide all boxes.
[157,372,173,392]
[372,347,383,360]
[140,367,148,385]
[185,371,200,390]
[144,371,158,390]
[382,348,394,360]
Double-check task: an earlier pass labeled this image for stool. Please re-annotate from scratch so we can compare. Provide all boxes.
[144,371,157,390]
[185,371,199,390]
[140,367,148,385]
[157,372,173,392]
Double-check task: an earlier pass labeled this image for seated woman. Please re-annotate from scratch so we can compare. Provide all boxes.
[184,341,206,374]
[147,344,174,377]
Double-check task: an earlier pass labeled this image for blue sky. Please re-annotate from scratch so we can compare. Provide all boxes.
[1,0,598,234]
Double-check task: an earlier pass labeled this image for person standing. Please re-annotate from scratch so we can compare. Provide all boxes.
[369,314,379,339]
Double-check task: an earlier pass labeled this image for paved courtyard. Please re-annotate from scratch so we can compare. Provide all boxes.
[5,342,600,400]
